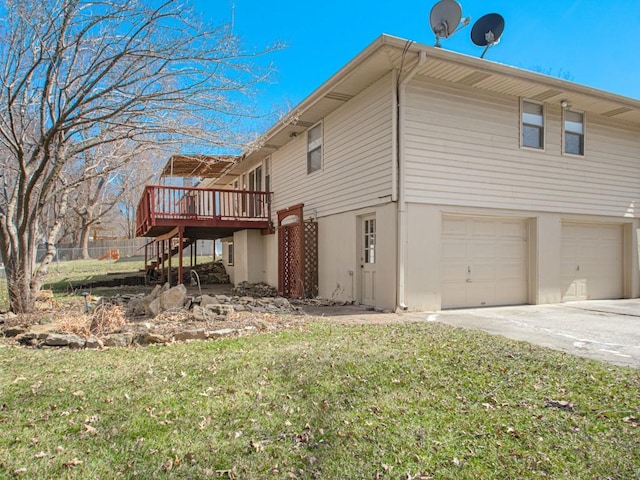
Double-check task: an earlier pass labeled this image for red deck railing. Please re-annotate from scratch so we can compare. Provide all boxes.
[136,185,272,237]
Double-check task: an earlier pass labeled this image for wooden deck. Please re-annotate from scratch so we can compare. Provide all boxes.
[136,185,272,238]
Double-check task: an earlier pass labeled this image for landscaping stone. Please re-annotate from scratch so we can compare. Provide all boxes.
[207,328,236,338]
[16,332,39,346]
[272,297,290,308]
[174,329,207,341]
[3,326,27,337]
[192,305,217,322]
[85,336,104,349]
[103,332,134,347]
[45,333,85,348]
[232,281,278,297]
[149,284,188,316]
[137,332,169,345]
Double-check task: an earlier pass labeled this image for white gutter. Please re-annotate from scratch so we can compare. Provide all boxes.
[396,50,427,311]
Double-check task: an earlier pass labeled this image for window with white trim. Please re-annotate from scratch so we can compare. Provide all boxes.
[307,122,323,174]
[521,100,544,149]
[563,110,584,155]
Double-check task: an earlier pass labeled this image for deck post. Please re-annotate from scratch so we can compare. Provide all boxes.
[178,227,184,285]
[160,240,166,284]
[167,237,172,287]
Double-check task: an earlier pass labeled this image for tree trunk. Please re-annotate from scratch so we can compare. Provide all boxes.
[1,219,39,314]
[79,221,91,259]
[0,189,68,313]
[5,263,36,314]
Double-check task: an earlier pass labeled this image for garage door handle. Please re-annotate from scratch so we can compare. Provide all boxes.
[466,279,472,283]
[576,265,580,272]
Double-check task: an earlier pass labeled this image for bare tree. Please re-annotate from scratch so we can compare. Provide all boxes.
[113,152,158,239]
[0,0,276,312]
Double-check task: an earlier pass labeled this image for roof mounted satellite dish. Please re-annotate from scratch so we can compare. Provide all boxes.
[471,13,505,58]
[430,0,469,47]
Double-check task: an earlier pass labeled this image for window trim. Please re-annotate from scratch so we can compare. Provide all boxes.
[520,99,546,151]
[227,242,234,266]
[562,108,586,157]
[306,121,323,174]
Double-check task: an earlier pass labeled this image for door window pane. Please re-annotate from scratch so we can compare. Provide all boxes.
[364,218,376,264]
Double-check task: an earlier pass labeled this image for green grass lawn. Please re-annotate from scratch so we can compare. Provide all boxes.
[1,322,638,479]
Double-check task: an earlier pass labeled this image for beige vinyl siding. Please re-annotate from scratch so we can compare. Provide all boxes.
[404,76,640,217]
[270,73,393,218]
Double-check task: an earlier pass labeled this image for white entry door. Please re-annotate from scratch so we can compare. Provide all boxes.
[441,216,529,309]
[561,223,623,301]
[360,215,376,305]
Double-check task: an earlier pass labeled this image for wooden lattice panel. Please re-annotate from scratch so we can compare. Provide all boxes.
[278,204,304,298]
[281,223,303,297]
[303,221,318,298]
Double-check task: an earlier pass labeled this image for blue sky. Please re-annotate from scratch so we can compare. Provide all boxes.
[194,0,639,122]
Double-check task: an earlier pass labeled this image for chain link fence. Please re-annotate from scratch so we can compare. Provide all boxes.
[34,239,218,262]
[0,239,219,278]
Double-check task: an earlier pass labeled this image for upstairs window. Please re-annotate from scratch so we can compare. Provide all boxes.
[564,110,585,156]
[521,100,544,149]
[307,122,323,174]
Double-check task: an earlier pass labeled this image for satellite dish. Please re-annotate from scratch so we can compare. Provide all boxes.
[430,0,467,47]
[471,13,505,58]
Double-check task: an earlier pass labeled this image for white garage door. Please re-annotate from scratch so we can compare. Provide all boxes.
[442,216,528,309]
[561,223,623,301]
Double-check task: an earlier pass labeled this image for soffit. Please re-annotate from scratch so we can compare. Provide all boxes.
[414,57,640,124]
[160,155,239,179]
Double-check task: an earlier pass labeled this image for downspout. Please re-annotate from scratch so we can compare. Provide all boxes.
[396,50,427,312]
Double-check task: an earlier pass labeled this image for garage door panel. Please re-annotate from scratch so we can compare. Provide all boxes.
[561,223,622,302]
[442,240,467,261]
[472,263,495,281]
[442,216,528,309]
[499,243,525,260]
[443,217,467,235]
[471,242,495,259]
[500,221,527,237]
[498,263,526,280]
[471,220,496,237]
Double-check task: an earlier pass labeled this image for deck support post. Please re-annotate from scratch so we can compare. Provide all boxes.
[168,238,172,287]
[178,227,184,285]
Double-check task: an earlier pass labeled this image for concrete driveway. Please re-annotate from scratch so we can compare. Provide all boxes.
[416,300,640,368]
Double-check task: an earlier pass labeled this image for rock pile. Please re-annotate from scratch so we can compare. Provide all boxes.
[189,261,230,284]
[232,281,278,297]
[1,281,306,350]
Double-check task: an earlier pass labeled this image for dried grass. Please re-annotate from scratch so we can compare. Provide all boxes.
[89,304,127,336]
[55,314,91,337]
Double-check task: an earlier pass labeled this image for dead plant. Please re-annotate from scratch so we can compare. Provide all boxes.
[55,314,91,337]
[89,304,128,336]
